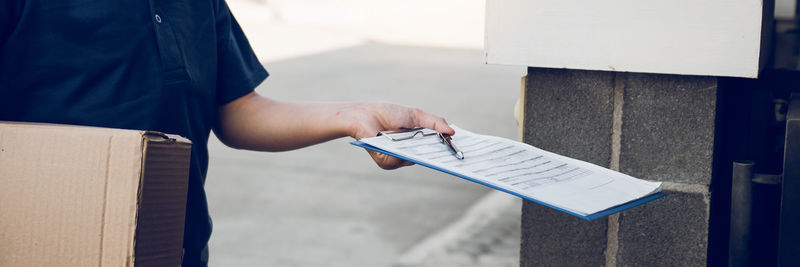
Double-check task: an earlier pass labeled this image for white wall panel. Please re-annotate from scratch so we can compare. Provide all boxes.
[485,0,770,78]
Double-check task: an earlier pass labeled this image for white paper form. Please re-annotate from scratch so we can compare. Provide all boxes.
[360,126,662,216]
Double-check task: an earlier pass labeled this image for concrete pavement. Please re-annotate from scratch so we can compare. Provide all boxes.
[394,191,522,267]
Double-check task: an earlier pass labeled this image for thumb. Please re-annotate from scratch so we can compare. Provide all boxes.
[414,109,454,135]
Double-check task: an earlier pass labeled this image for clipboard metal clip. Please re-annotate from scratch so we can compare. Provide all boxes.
[378,127,465,160]
[378,127,438,141]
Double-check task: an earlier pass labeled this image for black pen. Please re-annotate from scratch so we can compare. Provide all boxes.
[439,133,464,160]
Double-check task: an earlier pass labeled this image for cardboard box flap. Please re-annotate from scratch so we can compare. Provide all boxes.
[142,131,191,145]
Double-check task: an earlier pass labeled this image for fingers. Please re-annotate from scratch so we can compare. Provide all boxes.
[354,104,453,141]
[350,103,451,171]
[366,149,415,170]
[413,108,454,135]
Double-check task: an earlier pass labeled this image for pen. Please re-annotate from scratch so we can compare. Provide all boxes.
[439,133,464,160]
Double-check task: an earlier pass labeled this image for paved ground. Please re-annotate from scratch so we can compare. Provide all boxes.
[394,192,522,267]
[205,1,526,266]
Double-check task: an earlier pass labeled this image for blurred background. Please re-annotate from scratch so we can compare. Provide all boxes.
[205,0,526,266]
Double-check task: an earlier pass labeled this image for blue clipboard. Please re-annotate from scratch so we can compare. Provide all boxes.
[352,140,666,221]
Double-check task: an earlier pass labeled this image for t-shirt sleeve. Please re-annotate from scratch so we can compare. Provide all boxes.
[214,0,269,106]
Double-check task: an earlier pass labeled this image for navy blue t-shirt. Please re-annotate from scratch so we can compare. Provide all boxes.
[0,0,268,265]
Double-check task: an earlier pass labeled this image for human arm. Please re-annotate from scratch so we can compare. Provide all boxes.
[213,91,454,169]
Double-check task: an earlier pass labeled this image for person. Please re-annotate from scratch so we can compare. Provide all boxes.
[0,0,454,265]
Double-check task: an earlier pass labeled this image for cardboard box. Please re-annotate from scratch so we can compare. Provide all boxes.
[0,122,192,266]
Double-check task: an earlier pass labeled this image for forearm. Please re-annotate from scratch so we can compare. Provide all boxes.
[214,92,364,151]
[215,91,453,169]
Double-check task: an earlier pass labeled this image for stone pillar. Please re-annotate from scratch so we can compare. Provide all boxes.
[520,68,719,266]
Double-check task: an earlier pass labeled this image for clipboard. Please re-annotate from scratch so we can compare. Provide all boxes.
[353,128,666,221]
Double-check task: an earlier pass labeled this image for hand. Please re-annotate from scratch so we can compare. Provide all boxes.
[347,102,454,170]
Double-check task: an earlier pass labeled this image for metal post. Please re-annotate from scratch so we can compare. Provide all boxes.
[778,93,800,266]
[750,174,781,266]
[730,160,754,267]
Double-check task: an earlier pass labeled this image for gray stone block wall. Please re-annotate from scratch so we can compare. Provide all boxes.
[520,67,716,266]
[617,188,710,266]
[620,73,717,183]
[521,203,608,267]
[520,68,615,266]
[523,68,615,166]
